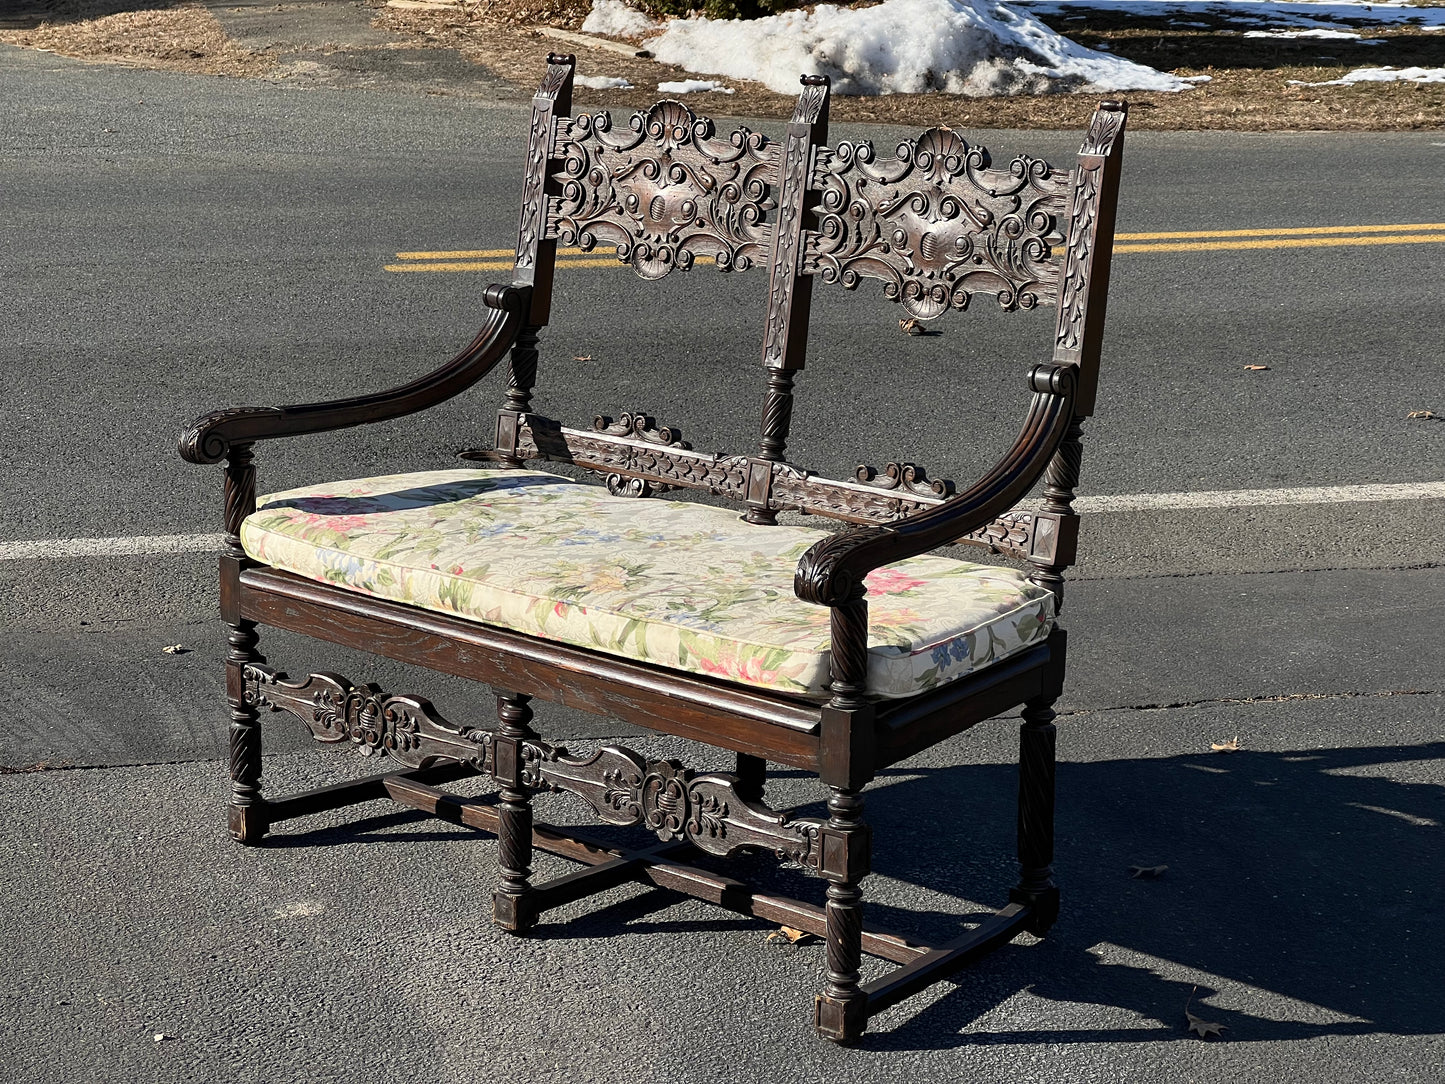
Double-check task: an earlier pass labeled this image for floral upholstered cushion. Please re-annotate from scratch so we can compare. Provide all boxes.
[240,469,1054,700]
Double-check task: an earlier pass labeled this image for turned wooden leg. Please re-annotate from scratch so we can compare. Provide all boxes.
[225,619,267,844]
[1010,695,1060,936]
[814,786,870,1042]
[734,753,767,804]
[492,690,537,932]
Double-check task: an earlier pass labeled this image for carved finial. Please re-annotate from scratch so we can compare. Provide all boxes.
[792,74,831,126]
[1079,101,1128,157]
[537,54,576,100]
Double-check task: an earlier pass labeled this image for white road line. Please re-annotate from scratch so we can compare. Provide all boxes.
[1069,481,1445,515]
[1,482,1441,561]
[0,532,227,561]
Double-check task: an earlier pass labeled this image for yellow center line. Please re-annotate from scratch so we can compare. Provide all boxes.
[394,247,593,260]
[385,258,624,272]
[1116,222,1445,241]
[1115,233,1445,253]
[386,223,1445,272]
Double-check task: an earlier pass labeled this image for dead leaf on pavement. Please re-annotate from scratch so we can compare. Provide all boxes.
[1186,1009,1226,1038]
[1406,410,1437,420]
[573,355,594,362]
[1129,864,1169,879]
[1243,365,1269,371]
[1211,736,1241,753]
[162,644,189,655]
[1185,987,1227,1039]
[766,925,818,945]
[898,318,925,336]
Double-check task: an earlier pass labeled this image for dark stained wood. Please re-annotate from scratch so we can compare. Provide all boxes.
[235,566,824,767]
[548,99,780,277]
[803,127,1072,319]
[179,285,531,466]
[263,762,481,824]
[492,690,538,931]
[381,777,932,965]
[860,903,1032,1015]
[178,73,1129,1042]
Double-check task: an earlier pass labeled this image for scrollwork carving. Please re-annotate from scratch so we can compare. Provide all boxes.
[521,740,822,870]
[548,101,779,279]
[244,666,495,772]
[591,411,691,449]
[804,128,1070,319]
[854,461,954,499]
[518,418,753,500]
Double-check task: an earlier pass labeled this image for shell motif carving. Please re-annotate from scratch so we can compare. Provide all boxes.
[804,128,1071,319]
[548,101,780,279]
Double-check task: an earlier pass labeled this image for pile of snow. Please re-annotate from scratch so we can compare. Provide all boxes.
[1290,65,1445,85]
[643,0,1193,96]
[1016,1,1445,32]
[658,78,735,94]
[1242,28,1381,41]
[581,0,658,40]
[575,74,636,89]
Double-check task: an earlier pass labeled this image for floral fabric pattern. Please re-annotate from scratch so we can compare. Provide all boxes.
[240,468,1055,699]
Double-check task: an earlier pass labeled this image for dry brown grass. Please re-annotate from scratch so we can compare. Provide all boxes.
[2,0,1441,130]
[373,3,1445,130]
[0,1,273,76]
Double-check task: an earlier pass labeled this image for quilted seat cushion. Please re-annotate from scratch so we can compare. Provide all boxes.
[240,469,1054,700]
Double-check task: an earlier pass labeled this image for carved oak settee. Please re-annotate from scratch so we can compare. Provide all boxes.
[178,55,1127,1042]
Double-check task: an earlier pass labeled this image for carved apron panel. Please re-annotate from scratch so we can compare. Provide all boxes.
[548,101,780,279]
[803,128,1071,319]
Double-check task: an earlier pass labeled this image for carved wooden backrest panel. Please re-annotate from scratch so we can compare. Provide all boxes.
[802,127,1073,319]
[500,62,1129,580]
[547,101,781,279]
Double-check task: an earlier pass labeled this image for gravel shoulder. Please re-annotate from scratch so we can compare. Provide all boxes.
[3,0,1444,129]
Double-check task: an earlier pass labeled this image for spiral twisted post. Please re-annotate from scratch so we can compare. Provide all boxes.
[222,443,256,561]
[1009,696,1059,935]
[492,690,538,931]
[226,620,266,843]
[815,785,869,1042]
[220,441,266,842]
[813,579,872,1041]
[744,369,796,526]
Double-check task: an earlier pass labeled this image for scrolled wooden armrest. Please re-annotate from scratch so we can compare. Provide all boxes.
[178,283,532,465]
[794,363,1078,607]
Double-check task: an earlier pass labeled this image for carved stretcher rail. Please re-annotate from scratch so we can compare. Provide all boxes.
[243,666,496,772]
[491,415,1050,558]
[521,738,826,872]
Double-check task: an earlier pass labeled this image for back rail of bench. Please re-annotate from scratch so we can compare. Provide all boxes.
[489,55,1127,596]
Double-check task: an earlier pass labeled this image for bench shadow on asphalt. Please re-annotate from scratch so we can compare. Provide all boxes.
[267,740,1445,1049]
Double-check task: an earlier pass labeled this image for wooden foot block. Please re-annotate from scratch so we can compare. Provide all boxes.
[492,890,537,933]
[814,993,868,1043]
[228,803,268,845]
[1009,885,1059,936]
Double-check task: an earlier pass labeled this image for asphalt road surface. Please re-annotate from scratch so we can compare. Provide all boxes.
[1,41,1442,1084]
